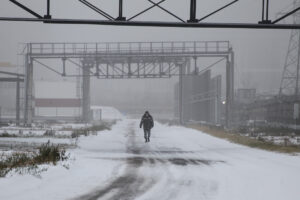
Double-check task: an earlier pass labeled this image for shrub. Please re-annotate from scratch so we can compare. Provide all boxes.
[0,132,18,137]
[71,122,113,138]
[189,124,300,154]
[0,141,69,177]
[34,140,69,164]
[43,130,56,137]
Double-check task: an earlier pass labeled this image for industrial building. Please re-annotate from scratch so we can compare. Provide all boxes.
[174,70,222,125]
[34,81,81,121]
[233,89,300,128]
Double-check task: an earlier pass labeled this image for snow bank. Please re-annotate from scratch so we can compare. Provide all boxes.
[91,106,124,120]
[0,120,129,200]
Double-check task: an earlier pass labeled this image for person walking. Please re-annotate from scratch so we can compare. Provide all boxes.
[140,111,154,143]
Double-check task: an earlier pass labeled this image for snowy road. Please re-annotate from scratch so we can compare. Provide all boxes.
[73,121,224,200]
[1,119,300,200]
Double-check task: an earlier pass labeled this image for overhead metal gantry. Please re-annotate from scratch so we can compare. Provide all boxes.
[0,0,300,29]
[23,41,234,126]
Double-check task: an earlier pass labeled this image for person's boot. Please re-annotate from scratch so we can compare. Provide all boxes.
[148,137,150,142]
[145,138,147,143]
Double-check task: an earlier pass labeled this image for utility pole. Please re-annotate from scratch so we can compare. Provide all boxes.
[279,0,300,98]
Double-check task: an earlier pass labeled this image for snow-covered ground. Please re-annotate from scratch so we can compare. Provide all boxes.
[0,137,76,152]
[1,119,300,200]
[91,106,124,121]
[0,123,91,137]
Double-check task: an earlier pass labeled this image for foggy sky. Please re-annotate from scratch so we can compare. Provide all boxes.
[0,0,295,95]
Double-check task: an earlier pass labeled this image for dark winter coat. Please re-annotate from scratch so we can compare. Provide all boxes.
[140,114,154,130]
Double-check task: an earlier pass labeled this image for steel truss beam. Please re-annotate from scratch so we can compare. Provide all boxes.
[0,70,24,77]
[0,77,24,82]
[9,0,43,19]
[1,0,300,29]
[1,17,300,29]
[78,0,114,20]
[25,41,230,78]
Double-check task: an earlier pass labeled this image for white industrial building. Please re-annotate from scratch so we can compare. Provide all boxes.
[34,81,81,119]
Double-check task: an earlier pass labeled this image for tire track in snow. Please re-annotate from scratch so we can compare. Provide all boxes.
[72,122,155,200]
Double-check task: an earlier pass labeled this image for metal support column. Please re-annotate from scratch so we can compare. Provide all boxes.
[215,75,222,125]
[16,75,20,125]
[193,56,198,74]
[24,51,33,126]
[225,52,234,128]
[266,0,269,21]
[226,57,230,128]
[81,61,92,122]
[259,0,271,24]
[230,49,235,107]
[159,59,163,77]
[188,0,197,22]
[116,0,126,21]
[62,58,66,76]
[137,62,140,78]
[24,55,28,124]
[179,63,184,124]
[187,58,191,74]
[44,0,51,19]
[95,60,100,77]
[28,58,34,125]
[106,63,109,78]
[128,57,132,77]
[295,29,300,98]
